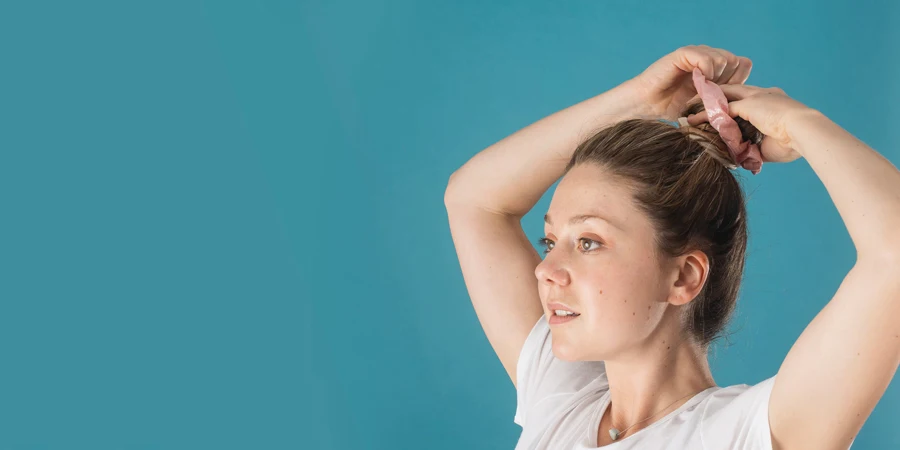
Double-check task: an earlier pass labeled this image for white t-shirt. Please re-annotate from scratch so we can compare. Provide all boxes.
[513,314,855,449]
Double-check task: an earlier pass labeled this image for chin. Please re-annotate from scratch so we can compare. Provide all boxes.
[551,339,583,362]
[552,333,614,362]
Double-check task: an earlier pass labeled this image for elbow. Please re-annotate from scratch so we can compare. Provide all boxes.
[444,170,465,208]
[445,168,478,208]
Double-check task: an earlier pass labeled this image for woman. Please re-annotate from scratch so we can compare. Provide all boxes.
[444,45,899,449]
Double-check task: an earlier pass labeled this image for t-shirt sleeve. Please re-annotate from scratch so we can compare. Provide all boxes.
[744,375,778,449]
[701,375,856,449]
[513,314,607,427]
[701,375,777,450]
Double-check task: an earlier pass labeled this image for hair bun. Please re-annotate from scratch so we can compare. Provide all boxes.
[677,100,763,170]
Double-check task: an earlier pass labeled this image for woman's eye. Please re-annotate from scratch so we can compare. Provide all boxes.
[536,237,601,254]
[578,238,600,252]
[537,237,554,254]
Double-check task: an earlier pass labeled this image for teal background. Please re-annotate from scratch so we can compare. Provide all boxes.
[1,0,897,449]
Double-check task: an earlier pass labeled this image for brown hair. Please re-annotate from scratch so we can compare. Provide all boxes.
[564,101,763,349]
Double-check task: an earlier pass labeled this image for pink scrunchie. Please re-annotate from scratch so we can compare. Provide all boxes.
[691,68,763,175]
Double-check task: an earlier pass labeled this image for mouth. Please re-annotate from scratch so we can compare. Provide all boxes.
[548,310,580,325]
[547,302,580,324]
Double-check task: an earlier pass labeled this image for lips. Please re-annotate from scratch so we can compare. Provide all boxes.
[547,302,579,314]
[548,310,580,325]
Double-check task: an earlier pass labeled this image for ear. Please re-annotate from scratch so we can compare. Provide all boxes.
[667,249,709,307]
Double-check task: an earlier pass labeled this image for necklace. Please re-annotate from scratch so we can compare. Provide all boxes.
[607,389,703,441]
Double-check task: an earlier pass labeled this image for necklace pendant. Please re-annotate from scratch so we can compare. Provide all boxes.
[609,428,621,441]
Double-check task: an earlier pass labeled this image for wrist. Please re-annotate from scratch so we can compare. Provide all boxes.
[785,108,830,157]
[578,80,648,133]
[608,78,655,118]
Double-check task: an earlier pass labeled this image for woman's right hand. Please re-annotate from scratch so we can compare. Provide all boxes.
[627,45,753,119]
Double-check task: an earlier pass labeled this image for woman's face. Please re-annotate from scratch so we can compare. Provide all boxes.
[535,164,676,362]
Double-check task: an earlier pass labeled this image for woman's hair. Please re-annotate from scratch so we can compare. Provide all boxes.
[564,101,764,350]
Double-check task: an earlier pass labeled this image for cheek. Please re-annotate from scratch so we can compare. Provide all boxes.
[581,265,661,323]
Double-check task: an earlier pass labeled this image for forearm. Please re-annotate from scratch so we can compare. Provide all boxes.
[445,80,644,218]
[788,110,900,261]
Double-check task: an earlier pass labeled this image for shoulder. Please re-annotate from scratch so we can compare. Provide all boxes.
[699,375,778,450]
[706,376,777,408]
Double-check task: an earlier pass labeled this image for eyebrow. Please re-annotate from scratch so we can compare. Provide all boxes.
[544,213,623,231]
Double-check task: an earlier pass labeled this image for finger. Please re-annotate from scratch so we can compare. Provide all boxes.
[686,110,709,126]
[726,57,753,84]
[717,83,765,101]
[710,49,736,83]
[722,98,746,118]
[685,100,741,126]
[720,56,741,84]
[684,84,760,126]
[717,52,740,84]
[702,48,728,82]
[679,46,718,82]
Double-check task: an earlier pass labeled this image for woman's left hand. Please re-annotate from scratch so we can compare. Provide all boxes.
[685,84,817,163]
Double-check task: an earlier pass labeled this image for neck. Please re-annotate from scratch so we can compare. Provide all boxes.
[603,327,716,436]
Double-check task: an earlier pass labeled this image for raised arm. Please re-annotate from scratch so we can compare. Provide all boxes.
[691,85,900,450]
[444,78,641,387]
[771,111,900,450]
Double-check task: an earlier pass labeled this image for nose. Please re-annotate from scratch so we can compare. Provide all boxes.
[535,259,570,286]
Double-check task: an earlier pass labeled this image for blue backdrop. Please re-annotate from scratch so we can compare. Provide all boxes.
[1,1,897,449]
